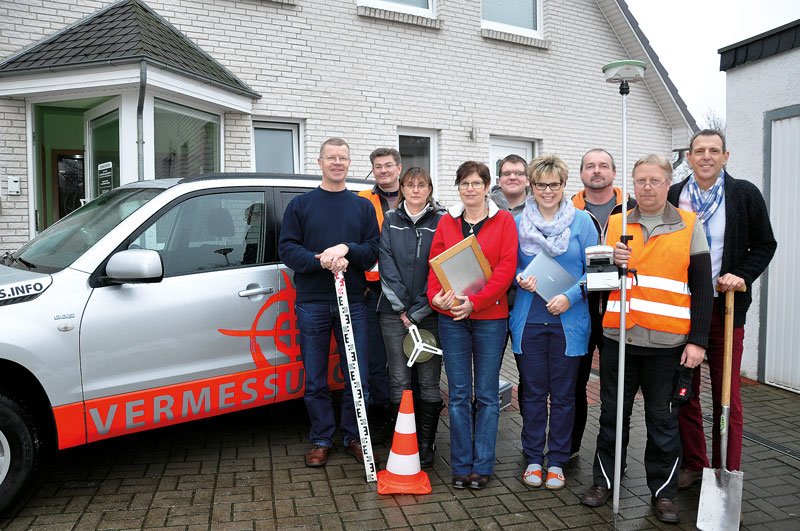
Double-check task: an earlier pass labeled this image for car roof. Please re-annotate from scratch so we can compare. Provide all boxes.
[116,173,374,190]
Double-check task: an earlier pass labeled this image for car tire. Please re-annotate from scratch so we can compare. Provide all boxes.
[0,394,40,514]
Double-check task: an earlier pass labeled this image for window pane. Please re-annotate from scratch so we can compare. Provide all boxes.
[90,110,119,195]
[154,99,220,180]
[482,0,536,30]
[385,0,429,8]
[399,135,430,173]
[254,127,295,173]
[131,191,267,276]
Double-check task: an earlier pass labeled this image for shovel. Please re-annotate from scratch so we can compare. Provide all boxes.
[696,285,746,530]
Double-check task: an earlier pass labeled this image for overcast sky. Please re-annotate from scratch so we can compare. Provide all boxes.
[625,0,800,126]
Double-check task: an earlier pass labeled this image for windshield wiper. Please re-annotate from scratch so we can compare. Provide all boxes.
[1,251,35,270]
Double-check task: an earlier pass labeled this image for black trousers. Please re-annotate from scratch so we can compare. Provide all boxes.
[592,339,682,499]
[571,291,605,455]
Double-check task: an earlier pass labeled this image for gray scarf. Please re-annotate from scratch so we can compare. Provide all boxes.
[518,198,575,256]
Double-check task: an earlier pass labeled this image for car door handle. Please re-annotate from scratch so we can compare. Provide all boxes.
[238,286,275,297]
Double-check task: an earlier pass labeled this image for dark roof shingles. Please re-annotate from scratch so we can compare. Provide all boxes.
[0,0,256,96]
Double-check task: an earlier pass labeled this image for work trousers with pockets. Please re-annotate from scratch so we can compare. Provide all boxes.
[593,339,682,499]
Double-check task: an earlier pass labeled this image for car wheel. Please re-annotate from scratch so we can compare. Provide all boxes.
[0,395,40,514]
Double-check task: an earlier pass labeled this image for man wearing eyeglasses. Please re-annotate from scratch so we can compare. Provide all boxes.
[490,154,530,215]
[582,154,713,524]
[279,137,379,468]
[356,147,403,444]
[569,149,636,461]
[670,129,776,492]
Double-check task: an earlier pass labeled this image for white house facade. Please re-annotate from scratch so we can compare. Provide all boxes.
[720,19,800,391]
[0,0,697,253]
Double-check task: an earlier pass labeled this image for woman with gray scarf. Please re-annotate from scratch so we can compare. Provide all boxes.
[508,155,598,490]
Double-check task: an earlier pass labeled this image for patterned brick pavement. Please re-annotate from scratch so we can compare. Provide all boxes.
[1,351,799,530]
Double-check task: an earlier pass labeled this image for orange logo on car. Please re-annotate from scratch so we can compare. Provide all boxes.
[218,270,300,368]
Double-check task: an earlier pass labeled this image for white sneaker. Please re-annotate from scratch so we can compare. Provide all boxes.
[523,464,543,487]
[545,466,566,490]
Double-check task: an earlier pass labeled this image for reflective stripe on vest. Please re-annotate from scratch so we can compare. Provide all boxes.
[602,208,696,335]
[359,189,383,281]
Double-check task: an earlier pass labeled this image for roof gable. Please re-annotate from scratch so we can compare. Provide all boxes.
[0,0,258,98]
[598,0,699,141]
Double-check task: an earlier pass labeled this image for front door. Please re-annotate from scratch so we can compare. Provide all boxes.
[51,151,85,222]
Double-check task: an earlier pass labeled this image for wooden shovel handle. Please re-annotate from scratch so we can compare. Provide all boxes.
[716,285,747,407]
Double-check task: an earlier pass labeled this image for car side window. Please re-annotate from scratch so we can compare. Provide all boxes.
[130,191,268,276]
[274,188,309,250]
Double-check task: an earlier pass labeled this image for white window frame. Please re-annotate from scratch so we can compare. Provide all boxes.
[481,0,543,40]
[358,0,436,19]
[144,89,226,180]
[397,127,438,183]
[252,120,303,173]
[489,136,538,183]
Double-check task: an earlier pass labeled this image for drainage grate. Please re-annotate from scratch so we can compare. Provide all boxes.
[703,414,800,462]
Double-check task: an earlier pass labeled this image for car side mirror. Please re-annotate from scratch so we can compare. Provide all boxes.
[105,249,163,284]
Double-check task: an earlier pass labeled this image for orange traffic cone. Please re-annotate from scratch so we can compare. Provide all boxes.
[377,390,432,495]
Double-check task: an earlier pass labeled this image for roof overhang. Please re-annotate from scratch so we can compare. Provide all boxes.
[597,0,699,149]
[0,62,254,113]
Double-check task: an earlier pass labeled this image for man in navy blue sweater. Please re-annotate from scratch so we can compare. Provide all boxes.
[279,137,380,467]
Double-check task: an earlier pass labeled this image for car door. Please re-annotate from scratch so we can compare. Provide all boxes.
[79,187,289,442]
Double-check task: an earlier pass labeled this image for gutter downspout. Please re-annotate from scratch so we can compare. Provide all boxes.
[137,61,147,181]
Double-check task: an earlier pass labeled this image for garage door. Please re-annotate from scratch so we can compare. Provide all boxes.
[764,112,800,393]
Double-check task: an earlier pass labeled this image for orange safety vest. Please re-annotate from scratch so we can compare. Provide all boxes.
[358,189,383,281]
[602,208,696,335]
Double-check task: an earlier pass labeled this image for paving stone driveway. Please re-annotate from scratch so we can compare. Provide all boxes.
[1,357,799,530]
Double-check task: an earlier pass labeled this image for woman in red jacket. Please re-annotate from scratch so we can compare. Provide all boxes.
[428,161,518,489]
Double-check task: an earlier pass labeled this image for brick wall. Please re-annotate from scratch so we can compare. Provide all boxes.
[0,99,29,253]
[1,0,675,248]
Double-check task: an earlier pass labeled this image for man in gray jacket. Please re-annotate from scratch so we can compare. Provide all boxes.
[490,154,530,215]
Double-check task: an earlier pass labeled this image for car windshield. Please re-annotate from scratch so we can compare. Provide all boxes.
[6,187,164,273]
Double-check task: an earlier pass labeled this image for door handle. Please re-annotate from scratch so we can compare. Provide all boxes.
[238,286,275,297]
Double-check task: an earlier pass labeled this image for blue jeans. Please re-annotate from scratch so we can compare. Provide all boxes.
[295,301,370,448]
[365,287,391,408]
[439,314,506,476]
[517,323,580,468]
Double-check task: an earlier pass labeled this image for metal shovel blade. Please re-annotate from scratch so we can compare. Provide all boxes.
[696,466,743,530]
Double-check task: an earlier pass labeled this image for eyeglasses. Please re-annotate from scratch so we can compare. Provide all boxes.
[374,163,397,171]
[458,181,486,190]
[324,156,350,163]
[633,178,666,188]
[500,171,526,178]
[402,182,429,190]
[533,182,563,191]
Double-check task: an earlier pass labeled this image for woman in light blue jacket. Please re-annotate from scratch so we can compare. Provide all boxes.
[509,155,598,490]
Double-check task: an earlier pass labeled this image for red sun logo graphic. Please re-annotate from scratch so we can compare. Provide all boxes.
[218,269,338,368]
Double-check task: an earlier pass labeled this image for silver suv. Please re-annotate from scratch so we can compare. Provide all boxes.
[0,174,368,512]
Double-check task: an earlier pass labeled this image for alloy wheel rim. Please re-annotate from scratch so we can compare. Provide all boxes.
[0,430,10,485]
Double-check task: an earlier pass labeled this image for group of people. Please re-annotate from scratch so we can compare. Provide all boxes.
[278,130,775,524]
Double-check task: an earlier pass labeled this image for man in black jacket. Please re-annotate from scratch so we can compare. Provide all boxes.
[669,129,777,489]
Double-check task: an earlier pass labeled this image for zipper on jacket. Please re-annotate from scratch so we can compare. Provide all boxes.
[415,228,423,258]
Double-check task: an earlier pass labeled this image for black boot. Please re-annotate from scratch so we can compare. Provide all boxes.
[417,400,444,468]
[384,402,400,444]
[369,404,393,445]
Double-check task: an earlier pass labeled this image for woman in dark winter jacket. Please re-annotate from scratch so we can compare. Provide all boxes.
[378,166,445,467]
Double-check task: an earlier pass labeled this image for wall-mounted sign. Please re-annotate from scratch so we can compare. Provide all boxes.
[97,161,113,195]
